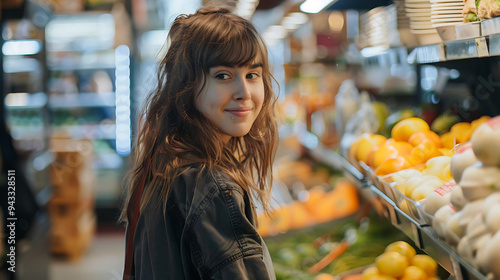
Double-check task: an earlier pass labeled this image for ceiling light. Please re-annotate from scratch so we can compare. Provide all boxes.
[300,0,335,14]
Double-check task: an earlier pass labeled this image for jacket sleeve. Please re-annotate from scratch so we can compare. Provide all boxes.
[186,185,275,280]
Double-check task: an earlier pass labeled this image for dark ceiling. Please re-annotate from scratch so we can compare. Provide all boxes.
[327,0,393,11]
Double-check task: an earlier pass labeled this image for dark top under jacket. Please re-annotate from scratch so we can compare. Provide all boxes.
[130,164,275,279]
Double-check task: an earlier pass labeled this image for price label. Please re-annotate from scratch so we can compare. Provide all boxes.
[488,116,500,129]
[438,43,446,61]
[476,37,489,57]
[456,143,472,154]
[434,181,457,196]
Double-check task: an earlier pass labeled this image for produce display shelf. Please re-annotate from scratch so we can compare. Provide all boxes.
[298,131,364,182]
[369,186,488,280]
[312,146,364,182]
[407,36,492,64]
[301,138,490,280]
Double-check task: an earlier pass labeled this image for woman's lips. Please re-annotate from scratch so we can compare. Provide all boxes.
[225,109,251,117]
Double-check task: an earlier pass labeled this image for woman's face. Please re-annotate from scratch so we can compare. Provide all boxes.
[195,62,265,143]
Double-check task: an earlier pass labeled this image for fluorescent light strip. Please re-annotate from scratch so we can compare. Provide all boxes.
[2,40,42,56]
[300,0,334,13]
[115,45,131,156]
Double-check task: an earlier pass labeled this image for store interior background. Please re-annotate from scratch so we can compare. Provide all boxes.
[2,0,500,279]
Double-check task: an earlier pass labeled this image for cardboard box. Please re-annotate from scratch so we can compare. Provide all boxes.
[50,211,96,261]
[48,195,94,225]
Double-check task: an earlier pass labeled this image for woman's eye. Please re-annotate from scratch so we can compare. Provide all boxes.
[246,73,260,79]
[215,73,230,80]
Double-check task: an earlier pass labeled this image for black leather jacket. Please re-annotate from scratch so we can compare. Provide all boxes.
[130,164,276,279]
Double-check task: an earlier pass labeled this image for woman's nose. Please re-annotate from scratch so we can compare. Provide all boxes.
[233,77,251,100]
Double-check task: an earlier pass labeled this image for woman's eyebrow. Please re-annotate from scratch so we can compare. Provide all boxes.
[211,63,263,69]
[248,63,263,69]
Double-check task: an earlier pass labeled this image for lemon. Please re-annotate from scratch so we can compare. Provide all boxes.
[411,254,437,277]
[376,251,409,278]
[385,241,417,263]
[362,266,379,280]
[400,266,428,280]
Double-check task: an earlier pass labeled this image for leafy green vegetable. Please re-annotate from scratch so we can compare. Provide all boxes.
[464,12,478,22]
[267,214,413,277]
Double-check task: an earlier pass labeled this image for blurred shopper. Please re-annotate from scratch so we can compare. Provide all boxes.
[121,6,279,280]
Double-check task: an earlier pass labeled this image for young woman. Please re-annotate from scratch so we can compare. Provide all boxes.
[121,6,279,280]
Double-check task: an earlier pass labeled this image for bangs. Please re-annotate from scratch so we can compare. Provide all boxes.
[205,28,264,70]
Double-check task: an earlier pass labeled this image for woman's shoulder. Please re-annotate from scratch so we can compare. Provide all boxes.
[178,163,244,192]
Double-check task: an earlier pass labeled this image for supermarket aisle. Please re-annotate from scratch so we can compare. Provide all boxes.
[51,232,125,280]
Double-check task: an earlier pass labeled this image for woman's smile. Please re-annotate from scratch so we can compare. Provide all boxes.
[225,107,253,117]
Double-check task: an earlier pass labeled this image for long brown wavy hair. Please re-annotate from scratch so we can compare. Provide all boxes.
[120,6,279,223]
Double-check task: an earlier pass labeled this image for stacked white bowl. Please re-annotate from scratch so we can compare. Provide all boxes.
[430,0,464,28]
[405,0,437,34]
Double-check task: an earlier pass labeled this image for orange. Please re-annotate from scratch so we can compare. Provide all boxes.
[375,157,411,176]
[391,118,430,142]
[269,206,291,233]
[440,132,456,150]
[408,130,442,148]
[403,153,425,167]
[376,251,409,278]
[411,254,437,277]
[450,122,473,143]
[392,141,414,154]
[288,201,312,230]
[308,182,359,222]
[256,214,271,237]
[471,115,491,131]
[410,142,442,163]
[356,133,387,164]
[303,188,326,214]
[369,141,413,169]
[400,266,427,280]
[369,144,399,168]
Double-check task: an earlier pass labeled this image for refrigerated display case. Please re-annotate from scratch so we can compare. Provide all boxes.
[45,13,131,208]
[2,19,51,204]
[1,12,50,280]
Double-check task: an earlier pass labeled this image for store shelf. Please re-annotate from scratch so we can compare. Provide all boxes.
[10,126,46,140]
[302,139,490,280]
[297,130,364,182]
[48,63,116,71]
[407,36,492,64]
[51,124,115,139]
[48,92,115,108]
[4,92,48,109]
